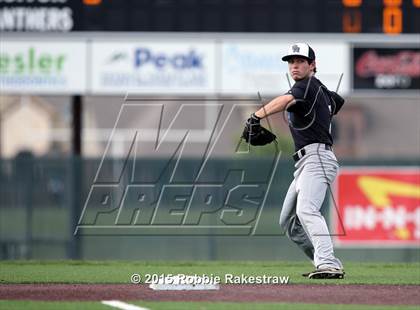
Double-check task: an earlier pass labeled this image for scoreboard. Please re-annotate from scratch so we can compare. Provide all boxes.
[0,0,419,34]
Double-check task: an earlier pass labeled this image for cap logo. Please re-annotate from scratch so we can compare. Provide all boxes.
[292,45,300,53]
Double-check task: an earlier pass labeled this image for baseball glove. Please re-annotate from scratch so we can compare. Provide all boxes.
[241,114,277,146]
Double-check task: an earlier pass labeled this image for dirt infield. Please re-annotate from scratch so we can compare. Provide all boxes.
[1,284,419,305]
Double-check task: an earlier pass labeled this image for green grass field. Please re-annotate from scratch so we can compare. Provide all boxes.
[1,261,419,310]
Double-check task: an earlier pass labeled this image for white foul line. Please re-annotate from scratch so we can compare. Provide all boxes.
[101,300,150,310]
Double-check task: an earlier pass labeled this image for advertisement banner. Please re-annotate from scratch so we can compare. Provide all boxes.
[353,46,420,90]
[90,41,216,94]
[221,42,350,95]
[0,41,87,94]
[333,168,420,247]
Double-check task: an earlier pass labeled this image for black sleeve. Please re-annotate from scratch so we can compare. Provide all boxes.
[286,80,311,114]
[329,91,345,115]
[288,80,307,100]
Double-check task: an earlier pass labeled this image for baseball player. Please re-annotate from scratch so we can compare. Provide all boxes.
[246,43,344,279]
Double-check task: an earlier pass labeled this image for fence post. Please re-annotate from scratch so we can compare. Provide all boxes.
[68,95,83,259]
[15,151,34,259]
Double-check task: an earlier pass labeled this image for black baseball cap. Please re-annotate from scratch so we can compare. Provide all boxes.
[282,43,316,62]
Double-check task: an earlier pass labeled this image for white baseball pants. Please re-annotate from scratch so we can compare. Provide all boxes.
[279,143,343,269]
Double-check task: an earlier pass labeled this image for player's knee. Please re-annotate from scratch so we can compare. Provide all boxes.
[296,204,319,222]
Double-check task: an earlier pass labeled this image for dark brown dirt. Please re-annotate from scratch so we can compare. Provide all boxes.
[0,284,419,305]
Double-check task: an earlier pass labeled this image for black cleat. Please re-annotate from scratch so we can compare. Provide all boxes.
[307,268,345,279]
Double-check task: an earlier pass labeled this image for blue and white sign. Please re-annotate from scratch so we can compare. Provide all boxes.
[221,42,350,95]
[91,41,216,94]
[221,42,290,95]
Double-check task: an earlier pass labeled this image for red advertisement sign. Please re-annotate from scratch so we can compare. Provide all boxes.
[353,47,420,90]
[333,168,420,246]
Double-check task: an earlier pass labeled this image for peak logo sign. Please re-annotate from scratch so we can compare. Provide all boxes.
[91,42,215,94]
[135,49,202,69]
[334,168,420,246]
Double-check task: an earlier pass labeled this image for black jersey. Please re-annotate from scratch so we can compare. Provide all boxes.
[287,76,333,151]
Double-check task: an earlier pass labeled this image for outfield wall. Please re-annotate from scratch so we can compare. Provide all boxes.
[1,157,418,262]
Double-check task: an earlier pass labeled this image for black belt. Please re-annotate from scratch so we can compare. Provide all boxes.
[292,144,332,162]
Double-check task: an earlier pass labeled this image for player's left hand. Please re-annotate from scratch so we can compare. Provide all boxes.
[241,113,277,146]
